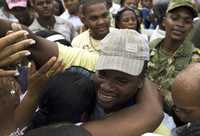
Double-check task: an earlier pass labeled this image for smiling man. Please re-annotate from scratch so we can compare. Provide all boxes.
[71,0,115,53]
[147,0,197,111]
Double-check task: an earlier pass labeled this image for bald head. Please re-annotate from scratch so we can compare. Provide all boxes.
[172,63,200,105]
[172,63,200,122]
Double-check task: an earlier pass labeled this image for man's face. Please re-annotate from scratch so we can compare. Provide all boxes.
[141,0,152,9]
[164,7,193,41]
[33,0,54,17]
[93,70,141,111]
[123,0,139,8]
[64,0,80,15]
[172,79,200,123]
[83,2,110,40]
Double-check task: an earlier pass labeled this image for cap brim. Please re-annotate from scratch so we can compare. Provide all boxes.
[167,5,197,18]
[96,55,144,76]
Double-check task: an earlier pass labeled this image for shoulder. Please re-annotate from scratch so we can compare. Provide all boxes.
[72,30,89,42]
[149,38,164,50]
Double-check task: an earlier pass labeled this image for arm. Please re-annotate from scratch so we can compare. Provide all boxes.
[0,30,35,76]
[83,79,164,136]
[14,57,65,129]
[0,19,98,71]
[0,19,58,68]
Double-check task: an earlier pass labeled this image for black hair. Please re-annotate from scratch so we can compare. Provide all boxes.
[24,123,91,136]
[81,0,106,16]
[177,122,200,136]
[115,7,141,32]
[54,0,65,16]
[120,0,126,7]
[29,71,96,129]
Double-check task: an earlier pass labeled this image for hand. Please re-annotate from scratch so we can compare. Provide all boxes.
[0,30,35,76]
[28,57,65,97]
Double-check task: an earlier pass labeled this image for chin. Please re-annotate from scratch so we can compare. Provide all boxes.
[97,99,113,110]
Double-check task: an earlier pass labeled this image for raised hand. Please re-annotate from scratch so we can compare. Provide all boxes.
[0,30,35,77]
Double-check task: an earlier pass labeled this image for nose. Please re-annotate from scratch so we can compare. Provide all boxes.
[100,79,115,92]
[176,19,185,27]
[128,19,134,25]
[96,18,106,25]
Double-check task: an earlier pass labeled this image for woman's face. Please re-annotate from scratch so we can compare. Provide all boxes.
[118,10,138,30]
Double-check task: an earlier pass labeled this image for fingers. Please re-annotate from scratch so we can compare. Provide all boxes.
[0,30,29,50]
[0,50,31,67]
[11,23,23,32]
[0,69,19,77]
[33,57,65,79]
[37,57,57,75]
[48,59,65,76]
[0,39,35,61]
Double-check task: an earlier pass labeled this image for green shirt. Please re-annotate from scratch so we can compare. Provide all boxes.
[147,38,193,106]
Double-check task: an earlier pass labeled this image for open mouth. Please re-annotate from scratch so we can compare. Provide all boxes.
[97,89,117,103]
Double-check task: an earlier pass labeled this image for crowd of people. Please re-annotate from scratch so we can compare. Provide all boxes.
[0,0,200,135]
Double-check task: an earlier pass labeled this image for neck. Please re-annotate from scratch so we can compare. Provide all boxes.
[162,38,183,54]
[90,32,107,40]
[37,16,55,29]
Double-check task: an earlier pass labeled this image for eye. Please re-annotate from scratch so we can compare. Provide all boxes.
[102,12,109,18]
[116,78,129,84]
[121,18,129,23]
[170,14,179,21]
[89,16,98,21]
[184,18,193,24]
[97,71,106,79]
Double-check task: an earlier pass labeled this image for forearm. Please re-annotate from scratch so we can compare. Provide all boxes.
[84,104,163,136]
[0,19,58,68]
[84,79,164,136]
[14,92,40,129]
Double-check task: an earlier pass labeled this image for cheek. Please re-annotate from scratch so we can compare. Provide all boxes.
[118,85,138,99]
[175,111,188,122]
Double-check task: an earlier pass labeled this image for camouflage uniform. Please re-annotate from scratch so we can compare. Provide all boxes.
[147,38,193,107]
[147,0,198,108]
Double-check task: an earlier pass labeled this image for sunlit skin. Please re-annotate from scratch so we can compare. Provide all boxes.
[83,2,110,40]
[93,70,142,113]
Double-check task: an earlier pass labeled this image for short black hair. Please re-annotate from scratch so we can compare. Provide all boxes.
[81,0,106,16]
[30,71,96,128]
[24,123,91,136]
[176,122,200,136]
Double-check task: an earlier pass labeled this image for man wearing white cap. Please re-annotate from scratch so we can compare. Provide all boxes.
[0,19,164,135]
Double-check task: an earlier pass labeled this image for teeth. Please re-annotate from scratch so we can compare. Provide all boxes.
[101,95,113,99]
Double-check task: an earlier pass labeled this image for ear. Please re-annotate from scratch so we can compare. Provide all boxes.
[162,16,166,28]
[80,15,88,27]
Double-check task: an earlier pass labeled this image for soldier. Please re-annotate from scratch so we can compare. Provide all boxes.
[147,0,197,110]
